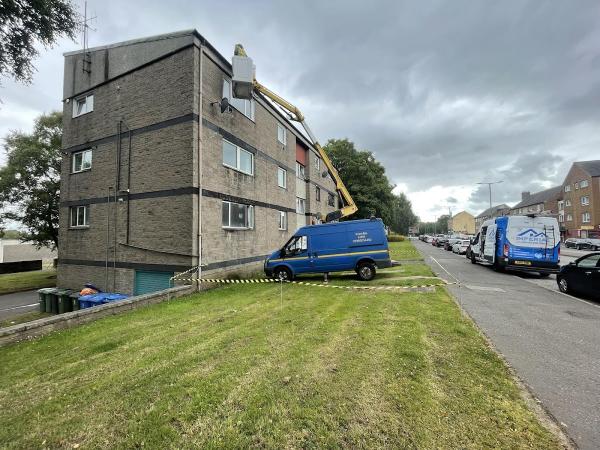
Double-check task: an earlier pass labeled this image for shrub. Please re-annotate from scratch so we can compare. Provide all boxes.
[387,234,405,242]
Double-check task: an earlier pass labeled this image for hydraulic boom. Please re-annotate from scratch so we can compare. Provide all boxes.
[231,44,357,223]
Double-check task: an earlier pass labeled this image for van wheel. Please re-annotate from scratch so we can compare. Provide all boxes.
[273,267,292,281]
[470,253,476,264]
[357,262,376,281]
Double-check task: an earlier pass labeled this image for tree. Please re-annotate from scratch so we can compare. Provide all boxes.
[0,112,62,249]
[389,192,418,234]
[324,138,395,224]
[0,0,78,84]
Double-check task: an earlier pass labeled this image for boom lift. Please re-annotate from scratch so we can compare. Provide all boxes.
[231,44,357,223]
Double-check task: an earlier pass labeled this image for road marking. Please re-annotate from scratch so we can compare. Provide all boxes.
[0,303,38,312]
[464,285,506,292]
[429,256,461,284]
[519,277,600,310]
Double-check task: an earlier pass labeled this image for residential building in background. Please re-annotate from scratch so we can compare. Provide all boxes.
[475,204,510,229]
[559,160,600,239]
[58,30,337,295]
[510,186,562,217]
[448,211,475,235]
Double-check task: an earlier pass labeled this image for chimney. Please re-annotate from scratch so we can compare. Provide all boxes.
[521,191,531,201]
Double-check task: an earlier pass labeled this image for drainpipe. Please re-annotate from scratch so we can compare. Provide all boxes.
[105,186,112,290]
[197,43,204,288]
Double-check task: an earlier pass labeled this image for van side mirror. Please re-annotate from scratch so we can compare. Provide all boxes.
[280,249,286,258]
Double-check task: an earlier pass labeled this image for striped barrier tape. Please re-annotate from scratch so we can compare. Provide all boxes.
[171,277,454,290]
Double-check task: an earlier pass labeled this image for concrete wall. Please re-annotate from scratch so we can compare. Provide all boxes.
[0,240,56,263]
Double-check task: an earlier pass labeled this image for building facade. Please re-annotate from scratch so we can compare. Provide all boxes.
[559,161,600,239]
[474,204,510,230]
[448,211,475,235]
[58,30,337,295]
[509,186,561,217]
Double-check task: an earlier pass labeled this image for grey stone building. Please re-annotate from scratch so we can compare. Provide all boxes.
[58,30,337,295]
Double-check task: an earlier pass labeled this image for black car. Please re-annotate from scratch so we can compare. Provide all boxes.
[557,252,600,298]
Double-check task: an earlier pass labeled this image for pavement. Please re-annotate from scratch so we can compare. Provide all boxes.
[0,290,40,322]
[415,240,600,450]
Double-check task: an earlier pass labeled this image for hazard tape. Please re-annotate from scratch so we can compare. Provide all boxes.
[171,277,454,290]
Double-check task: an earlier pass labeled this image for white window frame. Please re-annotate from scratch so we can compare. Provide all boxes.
[581,196,590,206]
[296,197,306,215]
[222,139,254,176]
[277,167,287,189]
[315,185,321,202]
[222,201,254,230]
[582,212,591,223]
[296,162,305,179]
[277,123,287,145]
[328,192,335,207]
[70,205,89,228]
[565,199,571,207]
[566,214,573,221]
[72,94,94,118]
[71,149,92,173]
[558,214,564,223]
[564,184,571,192]
[580,179,589,188]
[315,154,321,172]
[222,78,255,121]
[278,211,287,230]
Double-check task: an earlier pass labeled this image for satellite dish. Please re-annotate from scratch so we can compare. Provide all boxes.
[220,97,230,113]
[322,170,329,178]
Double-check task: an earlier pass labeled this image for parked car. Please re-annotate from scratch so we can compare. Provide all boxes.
[436,237,449,248]
[564,238,593,250]
[557,252,600,298]
[445,237,463,251]
[452,239,470,254]
[587,238,600,251]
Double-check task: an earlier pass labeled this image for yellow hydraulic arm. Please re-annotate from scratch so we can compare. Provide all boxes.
[232,44,357,223]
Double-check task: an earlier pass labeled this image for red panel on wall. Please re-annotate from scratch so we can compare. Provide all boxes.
[296,143,307,165]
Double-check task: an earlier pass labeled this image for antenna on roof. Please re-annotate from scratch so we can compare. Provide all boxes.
[77,1,97,74]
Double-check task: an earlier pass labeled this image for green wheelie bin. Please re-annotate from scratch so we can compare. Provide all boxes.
[69,292,81,311]
[56,289,73,314]
[46,288,59,314]
[37,288,54,313]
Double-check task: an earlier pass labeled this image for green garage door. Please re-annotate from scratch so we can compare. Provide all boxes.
[134,270,174,296]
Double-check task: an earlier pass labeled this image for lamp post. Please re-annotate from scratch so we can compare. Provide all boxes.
[477,181,503,210]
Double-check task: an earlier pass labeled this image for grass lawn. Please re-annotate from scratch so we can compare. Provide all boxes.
[0,244,561,449]
[0,311,52,329]
[0,270,56,295]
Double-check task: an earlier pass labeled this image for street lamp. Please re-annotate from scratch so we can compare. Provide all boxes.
[477,181,503,210]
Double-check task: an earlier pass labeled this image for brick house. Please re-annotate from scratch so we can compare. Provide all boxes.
[448,211,475,235]
[509,186,562,217]
[474,204,510,230]
[58,30,337,295]
[559,160,600,239]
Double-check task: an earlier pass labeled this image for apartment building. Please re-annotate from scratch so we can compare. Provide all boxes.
[448,211,475,235]
[559,160,600,239]
[475,204,510,229]
[58,30,337,295]
[510,186,561,217]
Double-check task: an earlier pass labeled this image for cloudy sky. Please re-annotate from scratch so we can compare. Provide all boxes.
[2,0,600,221]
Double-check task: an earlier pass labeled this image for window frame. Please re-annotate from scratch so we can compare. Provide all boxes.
[71,149,93,173]
[222,138,254,176]
[296,197,306,215]
[296,162,305,180]
[582,212,591,223]
[221,201,254,230]
[278,211,287,230]
[70,205,90,228]
[566,213,573,221]
[580,179,589,188]
[277,167,287,189]
[277,123,287,145]
[565,199,572,207]
[315,185,321,202]
[581,195,590,206]
[72,94,94,118]
[564,184,571,192]
[315,154,321,172]
[222,78,255,121]
[327,192,335,207]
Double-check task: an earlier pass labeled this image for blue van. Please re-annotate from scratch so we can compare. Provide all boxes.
[264,218,392,281]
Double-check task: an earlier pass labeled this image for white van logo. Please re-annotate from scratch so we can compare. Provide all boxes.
[515,228,547,244]
[353,231,372,244]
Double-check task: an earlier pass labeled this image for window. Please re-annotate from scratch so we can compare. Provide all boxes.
[277,167,287,188]
[558,200,564,210]
[296,162,305,179]
[566,214,573,221]
[277,124,287,145]
[278,211,287,230]
[285,235,307,254]
[222,201,254,229]
[222,79,255,120]
[296,197,306,214]
[71,149,92,173]
[70,205,89,227]
[315,155,321,172]
[580,179,589,188]
[578,254,600,268]
[564,184,571,192]
[222,139,254,175]
[581,196,590,206]
[328,193,335,207]
[72,94,94,117]
[315,186,321,202]
[565,199,571,207]
[582,212,591,223]
[559,214,564,223]
[575,182,579,190]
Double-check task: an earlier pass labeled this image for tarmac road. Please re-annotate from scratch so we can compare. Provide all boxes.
[0,290,39,322]
[416,240,600,449]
